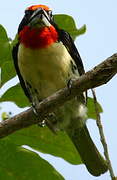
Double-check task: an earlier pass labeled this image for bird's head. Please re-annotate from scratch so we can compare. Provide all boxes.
[26,5,52,29]
[18,5,58,49]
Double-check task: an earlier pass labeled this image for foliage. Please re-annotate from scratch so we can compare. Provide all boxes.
[0,25,15,87]
[0,14,102,179]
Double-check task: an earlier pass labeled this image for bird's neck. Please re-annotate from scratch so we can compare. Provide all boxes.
[19,25,58,49]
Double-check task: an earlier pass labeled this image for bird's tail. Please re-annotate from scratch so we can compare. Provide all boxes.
[66,123,108,176]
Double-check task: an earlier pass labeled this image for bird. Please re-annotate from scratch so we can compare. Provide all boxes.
[12,4,108,176]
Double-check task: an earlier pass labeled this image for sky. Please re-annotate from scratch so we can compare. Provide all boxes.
[0,0,117,180]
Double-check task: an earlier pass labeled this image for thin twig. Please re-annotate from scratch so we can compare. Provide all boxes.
[92,89,115,180]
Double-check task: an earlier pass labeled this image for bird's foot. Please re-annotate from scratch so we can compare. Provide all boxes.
[45,113,58,134]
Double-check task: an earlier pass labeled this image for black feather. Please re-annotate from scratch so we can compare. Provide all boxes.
[12,43,32,102]
[51,21,85,76]
[18,10,33,33]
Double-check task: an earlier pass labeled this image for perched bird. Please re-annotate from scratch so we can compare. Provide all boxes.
[12,4,108,176]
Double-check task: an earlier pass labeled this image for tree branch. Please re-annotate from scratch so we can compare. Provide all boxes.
[0,53,117,138]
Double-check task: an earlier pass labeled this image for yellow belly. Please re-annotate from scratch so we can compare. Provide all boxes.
[18,42,78,98]
[18,42,86,128]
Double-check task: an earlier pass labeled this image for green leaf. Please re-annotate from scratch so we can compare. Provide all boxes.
[11,34,18,48]
[0,25,12,67]
[0,25,15,86]
[8,125,82,165]
[54,14,86,40]
[1,61,16,86]
[87,97,103,120]
[0,84,30,107]
[0,139,64,180]
[1,112,11,120]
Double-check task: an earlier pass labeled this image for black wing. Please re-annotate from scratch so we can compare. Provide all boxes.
[58,29,85,76]
[51,23,87,103]
[51,19,85,76]
[12,10,36,103]
[12,43,32,102]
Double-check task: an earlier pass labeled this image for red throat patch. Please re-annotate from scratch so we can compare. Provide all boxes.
[19,25,58,49]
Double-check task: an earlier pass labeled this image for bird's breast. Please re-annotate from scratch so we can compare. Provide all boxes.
[18,42,78,98]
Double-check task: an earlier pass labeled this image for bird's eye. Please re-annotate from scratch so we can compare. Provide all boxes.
[25,10,34,17]
[47,10,52,18]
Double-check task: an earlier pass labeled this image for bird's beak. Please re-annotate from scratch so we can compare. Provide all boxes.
[28,8,51,28]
